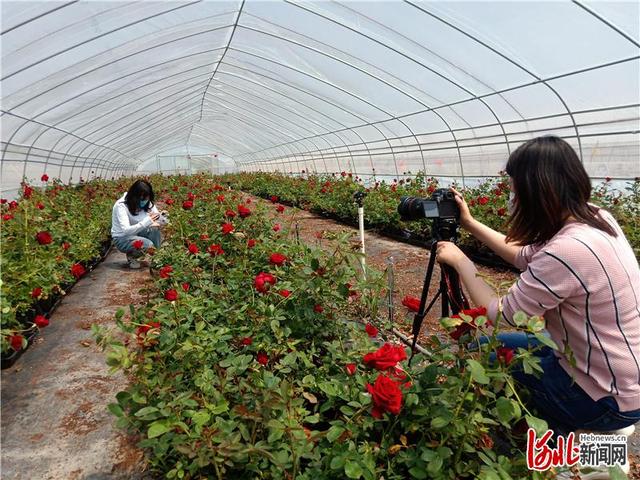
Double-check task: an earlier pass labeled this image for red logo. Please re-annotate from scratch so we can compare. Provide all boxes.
[526,428,580,471]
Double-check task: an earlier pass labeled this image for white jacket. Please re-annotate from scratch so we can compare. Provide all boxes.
[111,192,159,238]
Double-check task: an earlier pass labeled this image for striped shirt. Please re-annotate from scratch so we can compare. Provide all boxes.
[488,208,640,412]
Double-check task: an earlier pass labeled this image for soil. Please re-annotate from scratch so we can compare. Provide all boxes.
[0,249,153,480]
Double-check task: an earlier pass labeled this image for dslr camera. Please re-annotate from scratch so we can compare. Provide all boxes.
[397,188,460,241]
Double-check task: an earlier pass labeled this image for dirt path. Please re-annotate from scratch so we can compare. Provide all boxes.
[1,248,152,480]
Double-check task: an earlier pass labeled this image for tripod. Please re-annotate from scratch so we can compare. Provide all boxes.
[409,233,470,364]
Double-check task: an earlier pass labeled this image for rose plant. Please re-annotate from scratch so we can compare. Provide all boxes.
[94,174,559,479]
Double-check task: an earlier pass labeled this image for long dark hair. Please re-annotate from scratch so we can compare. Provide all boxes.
[505,136,616,246]
[124,179,155,215]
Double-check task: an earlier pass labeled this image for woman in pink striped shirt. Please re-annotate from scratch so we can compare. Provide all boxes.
[436,136,640,435]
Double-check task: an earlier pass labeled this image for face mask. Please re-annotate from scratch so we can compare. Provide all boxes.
[508,191,516,215]
[139,199,149,208]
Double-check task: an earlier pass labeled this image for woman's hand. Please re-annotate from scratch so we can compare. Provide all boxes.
[148,212,160,221]
[435,241,468,268]
[450,187,473,230]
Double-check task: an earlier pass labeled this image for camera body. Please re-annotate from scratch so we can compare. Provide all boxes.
[397,188,460,241]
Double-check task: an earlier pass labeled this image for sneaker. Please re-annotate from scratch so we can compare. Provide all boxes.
[126,254,141,269]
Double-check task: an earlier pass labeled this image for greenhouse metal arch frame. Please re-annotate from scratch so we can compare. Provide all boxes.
[1,0,639,197]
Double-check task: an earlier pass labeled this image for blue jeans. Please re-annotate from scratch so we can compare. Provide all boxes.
[112,226,161,258]
[478,332,640,434]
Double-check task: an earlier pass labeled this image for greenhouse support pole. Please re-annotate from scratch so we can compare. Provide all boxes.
[358,205,366,280]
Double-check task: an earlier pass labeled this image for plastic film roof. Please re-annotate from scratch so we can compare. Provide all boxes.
[1,1,639,195]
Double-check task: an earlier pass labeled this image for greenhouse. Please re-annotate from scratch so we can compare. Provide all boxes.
[1,1,639,479]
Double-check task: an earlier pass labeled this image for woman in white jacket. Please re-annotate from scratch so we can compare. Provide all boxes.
[111,179,163,269]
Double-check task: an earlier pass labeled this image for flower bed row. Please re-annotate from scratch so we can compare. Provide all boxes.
[95,173,557,479]
[0,177,130,363]
[217,172,640,263]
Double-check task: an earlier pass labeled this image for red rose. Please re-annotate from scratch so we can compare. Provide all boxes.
[187,243,199,254]
[247,239,256,248]
[366,374,403,418]
[478,196,489,205]
[237,205,251,218]
[159,265,173,278]
[345,363,357,376]
[2,214,13,221]
[34,315,49,328]
[221,223,234,235]
[8,201,18,210]
[200,234,209,240]
[254,272,277,293]
[225,209,236,218]
[276,205,285,213]
[449,307,491,341]
[165,289,178,301]
[363,343,407,371]
[497,207,507,217]
[257,351,269,366]
[0,199,6,204]
[279,289,291,298]
[273,224,281,232]
[41,174,49,182]
[36,202,45,210]
[493,188,502,196]
[497,346,515,365]
[70,263,85,279]
[365,323,378,338]
[187,192,195,201]
[208,243,224,256]
[133,239,144,250]
[181,283,190,292]
[216,195,225,203]
[605,176,612,182]
[36,231,53,245]
[240,337,253,346]
[23,185,33,199]
[182,200,194,210]
[269,253,287,266]
[165,198,175,205]
[313,304,323,313]
[270,195,278,203]
[213,184,224,191]
[402,295,420,312]
[9,334,24,351]
[62,242,71,251]
[341,171,347,177]
[31,287,42,298]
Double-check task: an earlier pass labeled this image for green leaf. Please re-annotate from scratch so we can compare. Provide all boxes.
[467,359,490,384]
[512,311,528,326]
[495,397,514,423]
[326,425,345,442]
[430,416,451,429]
[134,406,159,418]
[191,410,210,427]
[533,332,558,350]
[330,456,345,470]
[108,403,124,417]
[427,455,443,474]
[409,466,428,479]
[148,420,170,439]
[344,461,363,479]
[526,415,548,435]
[527,315,546,332]
[440,316,462,329]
